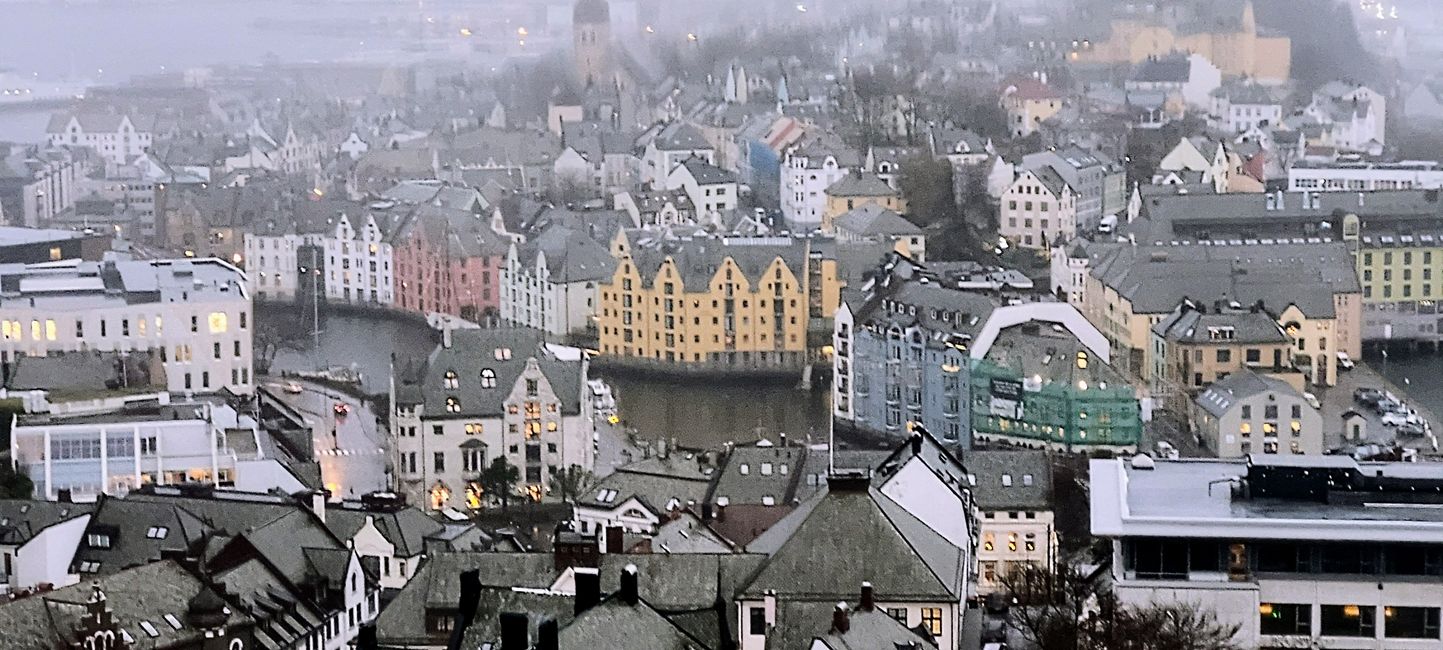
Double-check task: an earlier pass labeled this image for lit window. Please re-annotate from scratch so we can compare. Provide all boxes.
[444,370,459,389]
[208,312,228,333]
[446,397,461,413]
[481,369,497,388]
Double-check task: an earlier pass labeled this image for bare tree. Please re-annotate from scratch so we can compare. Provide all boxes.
[1000,564,1241,650]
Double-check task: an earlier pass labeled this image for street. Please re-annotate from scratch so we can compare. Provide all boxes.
[264,379,389,498]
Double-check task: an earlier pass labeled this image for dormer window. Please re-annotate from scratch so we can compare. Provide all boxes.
[444,370,459,389]
[480,369,497,388]
[445,397,462,413]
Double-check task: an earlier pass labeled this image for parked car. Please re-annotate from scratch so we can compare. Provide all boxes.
[1337,351,1355,370]
[1396,422,1428,438]
[283,381,304,394]
[1381,410,1420,427]
[1354,387,1384,406]
[1303,392,1321,410]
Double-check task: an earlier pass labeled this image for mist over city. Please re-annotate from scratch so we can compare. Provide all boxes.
[0,1,1441,649]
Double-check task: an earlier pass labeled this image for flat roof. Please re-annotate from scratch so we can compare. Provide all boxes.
[0,257,247,310]
[1090,457,1443,543]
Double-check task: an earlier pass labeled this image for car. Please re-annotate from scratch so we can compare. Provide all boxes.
[1375,399,1406,416]
[1397,422,1428,438]
[1353,387,1384,406]
[333,402,350,417]
[1381,410,1420,427]
[1156,441,1179,460]
[1337,351,1355,370]
[1303,392,1321,410]
[283,381,304,394]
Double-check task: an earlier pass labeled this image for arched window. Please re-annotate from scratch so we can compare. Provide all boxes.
[445,396,461,413]
[480,369,497,388]
[443,369,458,389]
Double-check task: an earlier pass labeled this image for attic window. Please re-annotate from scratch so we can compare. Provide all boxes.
[494,348,512,360]
[762,496,776,506]
[760,462,773,476]
[78,561,101,573]
[163,614,182,630]
[87,533,111,549]
[481,369,497,388]
[140,621,159,638]
[778,464,789,475]
[597,489,619,504]
[1023,474,1034,487]
[1001,474,1014,487]
[444,370,459,389]
[739,463,750,475]
[146,526,169,539]
[446,397,462,414]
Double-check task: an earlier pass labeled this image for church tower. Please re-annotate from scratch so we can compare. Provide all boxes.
[573,0,611,88]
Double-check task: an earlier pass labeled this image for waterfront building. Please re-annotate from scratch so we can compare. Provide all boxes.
[1288,159,1443,192]
[596,233,841,371]
[966,450,1057,596]
[1078,240,1361,385]
[391,205,509,322]
[500,225,616,338]
[391,328,595,512]
[998,164,1078,250]
[822,170,906,233]
[1092,454,1443,649]
[243,200,398,306]
[46,112,153,166]
[0,145,80,228]
[781,135,859,229]
[1192,369,1324,458]
[0,258,254,395]
[1022,145,1126,230]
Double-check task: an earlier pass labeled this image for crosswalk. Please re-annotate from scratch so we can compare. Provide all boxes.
[315,447,387,457]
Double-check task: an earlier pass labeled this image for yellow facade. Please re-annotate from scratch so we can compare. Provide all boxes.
[597,240,842,367]
[822,193,908,233]
[1075,2,1290,82]
[1357,246,1443,304]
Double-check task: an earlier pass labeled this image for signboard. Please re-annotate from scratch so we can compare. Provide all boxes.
[989,377,1024,420]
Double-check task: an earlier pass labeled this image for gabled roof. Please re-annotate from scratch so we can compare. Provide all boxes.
[654,122,712,151]
[833,204,921,237]
[962,450,1053,511]
[517,224,618,283]
[1131,55,1191,83]
[559,594,711,650]
[679,157,737,185]
[740,483,964,601]
[1196,368,1301,418]
[0,500,92,546]
[420,328,583,417]
[322,503,444,558]
[825,172,898,198]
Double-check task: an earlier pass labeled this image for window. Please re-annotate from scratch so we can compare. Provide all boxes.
[1260,603,1311,636]
[464,423,483,435]
[887,607,908,624]
[446,397,461,413]
[1216,349,1231,363]
[1386,607,1441,639]
[208,312,228,333]
[145,526,168,539]
[749,607,766,635]
[87,533,111,549]
[481,369,497,388]
[921,608,943,637]
[1321,604,1375,637]
[434,452,446,473]
[444,370,459,389]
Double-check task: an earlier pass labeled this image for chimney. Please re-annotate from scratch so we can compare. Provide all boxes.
[446,570,482,650]
[620,564,640,605]
[356,624,378,650]
[574,567,601,615]
[909,431,923,455]
[763,590,777,626]
[311,491,328,524]
[701,503,714,522]
[57,489,73,503]
[604,526,624,554]
[499,613,528,650]
[831,602,850,634]
[860,582,875,612]
[536,619,559,650]
[442,318,453,349]
[715,497,729,521]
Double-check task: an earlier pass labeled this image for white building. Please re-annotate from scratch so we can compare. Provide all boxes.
[0,258,253,395]
[641,122,714,187]
[999,165,1077,249]
[1311,82,1387,150]
[781,138,859,230]
[968,450,1056,596]
[0,145,80,228]
[664,157,739,220]
[1209,84,1285,134]
[1288,160,1443,192]
[1092,454,1443,650]
[1155,136,1230,193]
[244,205,396,305]
[1125,53,1222,110]
[1049,240,1091,305]
[9,399,309,502]
[500,226,616,337]
[46,113,152,166]
[391,328,595,512]
[0,501,90,595]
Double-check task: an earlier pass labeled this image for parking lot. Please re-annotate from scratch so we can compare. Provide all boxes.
[1313,362,1441,456]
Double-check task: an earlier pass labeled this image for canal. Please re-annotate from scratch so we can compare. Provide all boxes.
[256,305,833,448]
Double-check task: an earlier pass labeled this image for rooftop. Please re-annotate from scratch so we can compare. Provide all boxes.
[0,258,248,312]
[1091,456,1443,542]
